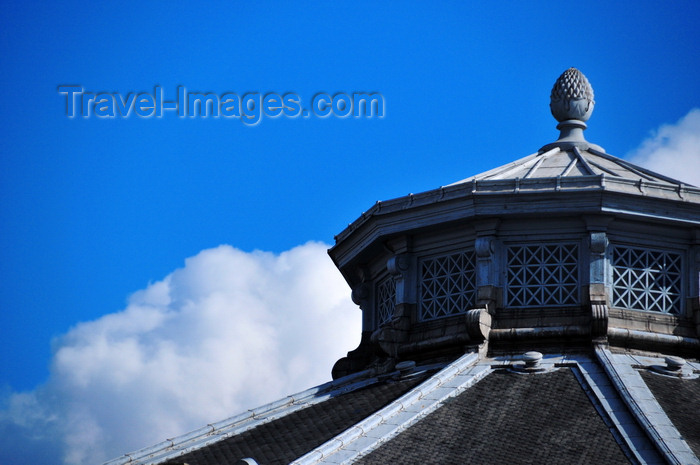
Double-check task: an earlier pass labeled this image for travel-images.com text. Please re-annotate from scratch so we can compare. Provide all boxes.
[58,86,384,125]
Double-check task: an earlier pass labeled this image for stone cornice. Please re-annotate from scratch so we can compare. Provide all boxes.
[330,174,700,270]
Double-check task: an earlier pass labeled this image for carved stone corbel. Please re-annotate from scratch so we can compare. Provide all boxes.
[387,254,410,276]
[388,253,416,306]
[591,302,609,339]
[475,236,493,259]
[589,231,608,254]
[332,269,378,379]
[351,283,369,309]
[465,308,492,342]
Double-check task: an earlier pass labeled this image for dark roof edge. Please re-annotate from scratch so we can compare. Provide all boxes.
[331,174,700,247]
[103,368,377,465]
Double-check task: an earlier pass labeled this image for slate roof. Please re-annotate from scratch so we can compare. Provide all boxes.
[105,367,433,465]
[158,375,426,465]
[355,368,630,465]
[107,349,700,465]
[640,371,700,457]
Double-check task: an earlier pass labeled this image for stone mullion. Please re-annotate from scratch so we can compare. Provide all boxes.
[691,230,700,334]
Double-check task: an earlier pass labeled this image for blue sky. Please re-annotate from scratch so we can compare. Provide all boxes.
[1,1,699,464]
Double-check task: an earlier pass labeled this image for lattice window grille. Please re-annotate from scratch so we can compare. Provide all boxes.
[506,243,579,307]
[419,250,476,321]
[612,245,683,314]
[376,275,396,326]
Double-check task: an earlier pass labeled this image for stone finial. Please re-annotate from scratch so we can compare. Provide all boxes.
[540,68,603,152]
[550,68,595,122]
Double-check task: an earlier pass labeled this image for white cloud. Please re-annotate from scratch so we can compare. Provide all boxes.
[627,108,700,186]
[0,242,360,465]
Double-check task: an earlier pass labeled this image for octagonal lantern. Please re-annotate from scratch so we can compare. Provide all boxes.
[329,69,700,378]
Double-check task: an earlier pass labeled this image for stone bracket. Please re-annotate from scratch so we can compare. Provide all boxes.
[351,283,369,308]
[591,302,609,340]
[465,308,492,342]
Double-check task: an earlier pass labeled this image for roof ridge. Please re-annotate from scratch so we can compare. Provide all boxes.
[291,352,484,464]
[587,148,691,186]
[446,150,546,186]
[572,146,597,176]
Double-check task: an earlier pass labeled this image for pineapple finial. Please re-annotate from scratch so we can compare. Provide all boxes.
[550,68,595,123]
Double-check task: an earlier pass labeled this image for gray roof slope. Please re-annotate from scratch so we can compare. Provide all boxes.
[448,146,693,188]
[641,371,700,458]
[104,367,430,465]
[299,353,670,465]
[292,353,488,464]
[355,368,630,465]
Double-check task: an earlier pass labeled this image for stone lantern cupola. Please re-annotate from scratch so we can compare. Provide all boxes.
[330,68,700,378]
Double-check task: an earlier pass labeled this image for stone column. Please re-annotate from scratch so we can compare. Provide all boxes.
[474,219,500,313]
[371,237,414,359]
[692,230,700,338]
[585,215,613,339]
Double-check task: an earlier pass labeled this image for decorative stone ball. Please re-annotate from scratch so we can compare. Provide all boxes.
[550,68,595,122]
[665,356,685,371]
[522,351,543,367]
